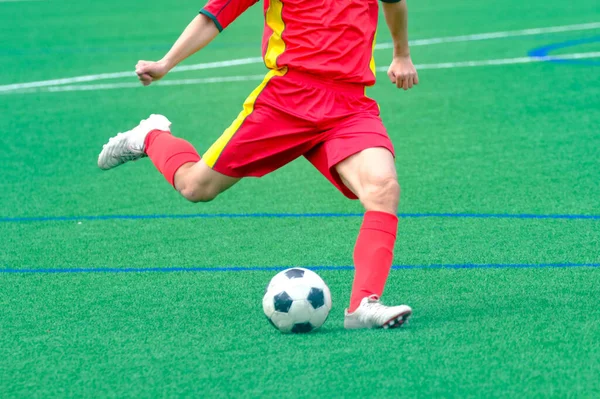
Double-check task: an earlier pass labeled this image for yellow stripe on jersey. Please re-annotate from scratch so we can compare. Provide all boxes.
[369,30,378,78]
[264,0,286,69]
[203,69,286,168]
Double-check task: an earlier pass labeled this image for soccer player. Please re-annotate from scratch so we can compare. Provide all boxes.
[98,0,419,329]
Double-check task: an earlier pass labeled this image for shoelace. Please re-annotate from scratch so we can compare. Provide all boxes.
[360,298,390,321]
[119,153,142,161]
[106,129,144,152]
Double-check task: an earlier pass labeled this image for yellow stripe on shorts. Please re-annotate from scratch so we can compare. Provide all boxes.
[203,69,286,168]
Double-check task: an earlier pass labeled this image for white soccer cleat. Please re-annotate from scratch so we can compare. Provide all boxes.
[97,114,171,170]
[344,295,412,330]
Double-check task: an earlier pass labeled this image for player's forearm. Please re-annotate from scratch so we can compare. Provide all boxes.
[382,1,410,58]
[160,14,219,70]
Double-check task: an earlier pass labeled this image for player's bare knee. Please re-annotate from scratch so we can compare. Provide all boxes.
[178,181,219,203]
[359,175,400,212]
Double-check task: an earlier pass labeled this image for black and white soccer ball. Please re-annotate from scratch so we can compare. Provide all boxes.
[263,268,332,333]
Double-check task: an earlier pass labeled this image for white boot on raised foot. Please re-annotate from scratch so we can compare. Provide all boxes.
[98,114,171,170]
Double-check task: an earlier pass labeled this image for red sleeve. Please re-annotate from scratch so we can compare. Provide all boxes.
[200,0,259,32]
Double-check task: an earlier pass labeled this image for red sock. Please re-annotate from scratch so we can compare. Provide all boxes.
[349,211,398,312]
[144,130,201,187]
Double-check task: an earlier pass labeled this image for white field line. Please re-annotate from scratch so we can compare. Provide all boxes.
[0,58,263,93]
[376,51,600,71]
[45,75,268,92]
[18,52,596,94]
[376,22,600,49]
[0,22,599,93]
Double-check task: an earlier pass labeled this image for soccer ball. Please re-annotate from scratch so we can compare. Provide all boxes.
[263,268,332,333]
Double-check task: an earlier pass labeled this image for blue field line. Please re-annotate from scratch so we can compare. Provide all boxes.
[1,262,599,274]
[1,212,600,224]
[529,36,600,66]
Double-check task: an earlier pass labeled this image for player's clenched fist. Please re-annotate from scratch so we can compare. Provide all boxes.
[387,55,419,90]
[135,60,170,86]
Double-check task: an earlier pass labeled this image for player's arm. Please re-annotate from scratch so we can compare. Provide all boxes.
[381,0,419,90]
[135,15,218,86]
[136,0,258,86]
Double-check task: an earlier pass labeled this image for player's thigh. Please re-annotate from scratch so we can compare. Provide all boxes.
[334,146,398,199]
[314,110,398,201]
[203,104,315,178]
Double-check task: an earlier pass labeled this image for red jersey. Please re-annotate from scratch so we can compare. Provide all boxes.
[200,0,399,86]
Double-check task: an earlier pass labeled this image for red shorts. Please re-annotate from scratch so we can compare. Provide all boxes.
[202,69,394,199]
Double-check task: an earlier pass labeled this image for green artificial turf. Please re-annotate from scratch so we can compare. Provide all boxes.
[1,0,599,396]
